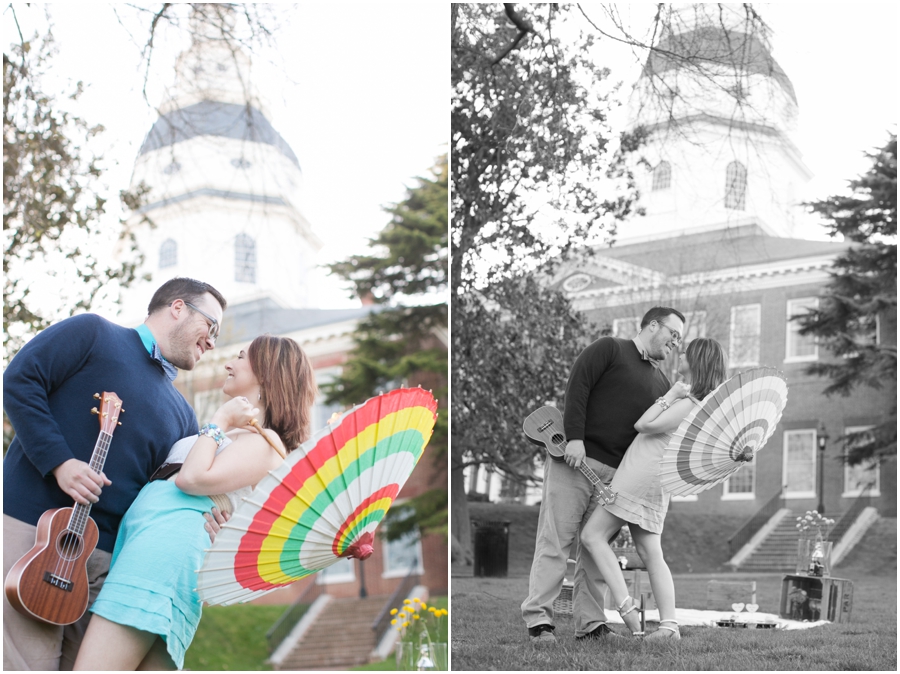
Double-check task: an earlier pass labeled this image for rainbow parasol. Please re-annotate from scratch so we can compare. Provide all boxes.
[196,387,438,605]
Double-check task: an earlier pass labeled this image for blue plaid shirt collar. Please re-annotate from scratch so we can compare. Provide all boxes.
[135,324,178,381]
[632,335,661,370]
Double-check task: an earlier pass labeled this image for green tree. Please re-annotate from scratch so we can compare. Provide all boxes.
[3,32,146,363]
[451,3,642,560]
[326,156,448,540]
[797,134,897,463]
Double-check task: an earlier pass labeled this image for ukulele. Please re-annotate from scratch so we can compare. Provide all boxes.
[522,406,617,505]
[5,391,123,625]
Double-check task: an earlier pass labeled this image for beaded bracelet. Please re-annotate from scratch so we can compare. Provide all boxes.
[655,397,670,411]
[199,423,226,448]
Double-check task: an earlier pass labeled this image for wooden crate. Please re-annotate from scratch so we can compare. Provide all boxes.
[780,574,854,623]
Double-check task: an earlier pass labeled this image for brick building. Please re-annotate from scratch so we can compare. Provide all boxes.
[548,5,895,521]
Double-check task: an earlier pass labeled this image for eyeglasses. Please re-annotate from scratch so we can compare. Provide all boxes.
[655,321,682,346]
[183,301,220,344]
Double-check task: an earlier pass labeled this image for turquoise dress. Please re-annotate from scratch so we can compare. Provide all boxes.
[89,436,246,669]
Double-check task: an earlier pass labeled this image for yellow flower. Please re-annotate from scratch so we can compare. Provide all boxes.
[413,597,421,603]
[390,608,398,615]
[391,619,397,625]
[413,614,420,620]
[403,599,411,604]
[398,612,406,620]
[402,621,409,628]
[421,602,428,610]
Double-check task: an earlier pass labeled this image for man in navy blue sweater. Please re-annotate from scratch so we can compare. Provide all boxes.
[522,306,684,644]
[3,277,226,671]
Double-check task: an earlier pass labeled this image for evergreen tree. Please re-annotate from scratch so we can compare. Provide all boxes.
[797,134,897,463]
[326,156,448,539]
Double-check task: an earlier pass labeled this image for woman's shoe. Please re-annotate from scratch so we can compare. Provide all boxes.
[646,619,681,640]
[616,596,644,636]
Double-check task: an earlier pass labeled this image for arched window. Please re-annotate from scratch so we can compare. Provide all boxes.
[652,161,671,191]
[159,238,177,269]
[725,161,747,210]
[235,234,256,283]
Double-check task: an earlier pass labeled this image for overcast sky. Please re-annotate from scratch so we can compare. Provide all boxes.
[4,3,448,316]
[4,3,896,319]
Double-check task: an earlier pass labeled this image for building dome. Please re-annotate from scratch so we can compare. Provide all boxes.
[120,7,321,320]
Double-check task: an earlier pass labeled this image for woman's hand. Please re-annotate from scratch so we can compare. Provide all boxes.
[210,396,259,431]
[668,381,691,400]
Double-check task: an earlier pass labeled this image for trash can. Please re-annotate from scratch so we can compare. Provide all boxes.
[472,520,510,577]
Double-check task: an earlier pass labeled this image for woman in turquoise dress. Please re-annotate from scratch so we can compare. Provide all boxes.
[74,335,317,670]
[580,337,727,640]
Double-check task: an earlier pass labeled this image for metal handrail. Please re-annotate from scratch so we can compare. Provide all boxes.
[265,581,325,654]
[727,489,784,554]
[830,483,875,543]
[371,567,420,642]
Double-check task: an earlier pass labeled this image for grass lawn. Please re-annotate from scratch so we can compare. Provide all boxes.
[184,603,286,671]
[451,572,896,671]
[185,597,449,671]
[453,505,896,670]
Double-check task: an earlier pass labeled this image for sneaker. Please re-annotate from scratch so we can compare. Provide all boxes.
[576,623,623,640]
[528,623,557,644]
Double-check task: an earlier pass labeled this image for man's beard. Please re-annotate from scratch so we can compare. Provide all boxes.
[165,320,199,371]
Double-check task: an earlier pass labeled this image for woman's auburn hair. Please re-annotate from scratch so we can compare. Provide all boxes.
[247,334,317,452]
[685,337,727,401]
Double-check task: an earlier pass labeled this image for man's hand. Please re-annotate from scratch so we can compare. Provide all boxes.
[52,458,111,505]
[563,439,586,470]
[204,507,230,544]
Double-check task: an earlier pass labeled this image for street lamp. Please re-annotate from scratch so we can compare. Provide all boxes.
[817,422,829,514]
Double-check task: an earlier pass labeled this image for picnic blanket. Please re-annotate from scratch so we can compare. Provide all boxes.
[604,608,829,631]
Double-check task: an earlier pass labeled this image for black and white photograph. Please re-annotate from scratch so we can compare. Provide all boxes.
[451,3,896,671]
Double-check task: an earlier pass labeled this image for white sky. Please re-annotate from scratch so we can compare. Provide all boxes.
[4,3,448,317]
[3,3,897,320]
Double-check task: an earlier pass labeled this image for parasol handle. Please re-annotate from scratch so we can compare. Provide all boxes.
[248,419,286,459]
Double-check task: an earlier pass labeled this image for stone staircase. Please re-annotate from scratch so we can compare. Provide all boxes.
[273,596,386,670]
[737,512,802,572]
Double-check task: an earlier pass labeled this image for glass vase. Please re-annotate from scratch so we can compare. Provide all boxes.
[395,642,416,670]
[796,538,833,577]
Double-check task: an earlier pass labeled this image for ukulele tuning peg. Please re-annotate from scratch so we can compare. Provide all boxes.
[93,393,101,399]
[120,408,125,414]
[117,421,122,426]
[91,407,99,415]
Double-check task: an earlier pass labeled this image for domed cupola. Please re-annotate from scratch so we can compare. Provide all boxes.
[123,5,321,315]
[621,4,812,242]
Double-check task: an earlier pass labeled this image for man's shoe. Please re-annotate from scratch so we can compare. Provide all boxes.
[576,623,623,640]
[528,624,557,644]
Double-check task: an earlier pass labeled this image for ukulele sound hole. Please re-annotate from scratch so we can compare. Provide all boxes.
[55,532,84,562]
[550,433,565,446]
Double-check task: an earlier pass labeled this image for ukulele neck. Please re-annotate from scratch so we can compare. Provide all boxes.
[67,430,113,535]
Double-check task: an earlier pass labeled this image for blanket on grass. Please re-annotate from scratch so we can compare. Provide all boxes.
[603,608,829,631]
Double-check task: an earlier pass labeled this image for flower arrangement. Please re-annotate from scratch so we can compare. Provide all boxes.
[612,525,635,549]
[391,598,448,670]
[795,510,836,541]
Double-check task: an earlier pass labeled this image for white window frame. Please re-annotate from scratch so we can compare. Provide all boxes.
[316,557,355,585]
[722,462,756,500]
[785,297,818,363]
[783,429,817,499]
[381,500,425,579]
[613,317,640,339]
[682,310,707,343]
[159,238,177,269]
[725,160,747,210]
[842,425,881,498]
[235,233,257,283]
[729,304,761,368]
[652,161,672,191]
[670,494,698,503]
